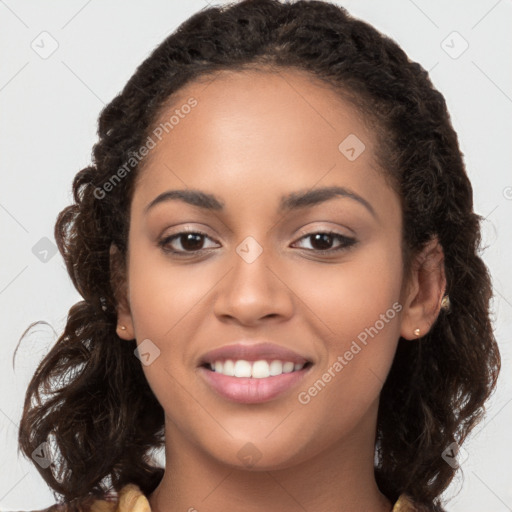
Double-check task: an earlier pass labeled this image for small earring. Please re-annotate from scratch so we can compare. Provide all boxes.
[441,295,451,311]
[119,325,126,330]
[413,328,421,337]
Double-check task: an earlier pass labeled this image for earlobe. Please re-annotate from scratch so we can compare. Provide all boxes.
[116,305,135,340]
[399,237,447,341]
[116,322,134,340]
[109,243,135,340]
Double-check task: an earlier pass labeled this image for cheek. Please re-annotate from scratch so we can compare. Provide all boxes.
[290,241,403,398]
[127,247,208,339]
[125,251,203,424]
[125,245,237,410]
[292,238,403,329]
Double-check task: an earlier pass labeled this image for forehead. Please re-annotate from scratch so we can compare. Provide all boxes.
[145,67,373,163]
[131,68,394,221]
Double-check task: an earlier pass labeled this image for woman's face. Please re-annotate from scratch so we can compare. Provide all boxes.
[118,69,410,469]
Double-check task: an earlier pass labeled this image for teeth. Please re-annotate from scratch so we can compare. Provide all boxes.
[252,360,270,378]
[208,359,307,378]
[234,360,252,378]
[222,359,235,376]
[283,362,295,373]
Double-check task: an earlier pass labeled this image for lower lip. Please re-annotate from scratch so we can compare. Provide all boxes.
[198,365,312,404]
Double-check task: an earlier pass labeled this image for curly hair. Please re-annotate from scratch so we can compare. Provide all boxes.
[16,0,500,510]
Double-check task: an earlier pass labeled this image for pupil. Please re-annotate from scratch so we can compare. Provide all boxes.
[311,233,332,250]
[182,233,203,251]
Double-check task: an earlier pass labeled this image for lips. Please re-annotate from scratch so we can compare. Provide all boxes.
[197,341,314,404]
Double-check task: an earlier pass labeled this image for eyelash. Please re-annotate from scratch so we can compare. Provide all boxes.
[157,229,357,257]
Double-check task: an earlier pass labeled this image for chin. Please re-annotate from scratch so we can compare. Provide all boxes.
[199,434,313,472]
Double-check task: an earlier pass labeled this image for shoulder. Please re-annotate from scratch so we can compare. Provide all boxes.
[16,484,150,512]
[16,487,440,512]
[392,493,445,512]
[393,494,416,511]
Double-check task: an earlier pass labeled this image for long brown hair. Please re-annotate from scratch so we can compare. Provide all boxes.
[16,1,500,510]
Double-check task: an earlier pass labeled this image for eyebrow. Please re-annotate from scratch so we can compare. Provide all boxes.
[144,186,376,218]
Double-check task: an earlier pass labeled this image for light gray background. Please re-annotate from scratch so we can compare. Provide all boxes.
[1,1,511,510]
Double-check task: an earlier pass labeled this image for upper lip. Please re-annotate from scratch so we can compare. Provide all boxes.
[198,342,312,366]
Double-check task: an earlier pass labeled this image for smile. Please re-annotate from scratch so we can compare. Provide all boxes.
[207,359,308,377]
[198,359,313,404]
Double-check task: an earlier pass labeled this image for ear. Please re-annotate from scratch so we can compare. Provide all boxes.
[109,243,135,340]
[399,237,447,340]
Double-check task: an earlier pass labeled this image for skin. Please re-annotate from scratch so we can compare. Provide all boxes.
[114,68,446,512]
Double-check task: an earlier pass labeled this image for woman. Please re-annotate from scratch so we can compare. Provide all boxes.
[17,0,500,511]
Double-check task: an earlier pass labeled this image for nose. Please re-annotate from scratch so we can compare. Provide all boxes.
[213,241,295,326]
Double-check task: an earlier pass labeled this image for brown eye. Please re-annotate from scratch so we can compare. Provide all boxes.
[158,231,219,255]
[292,231,357,253]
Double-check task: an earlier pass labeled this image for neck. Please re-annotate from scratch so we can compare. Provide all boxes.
[148,408,393,512]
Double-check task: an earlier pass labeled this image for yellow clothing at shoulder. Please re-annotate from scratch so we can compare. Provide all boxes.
[392,493,419,512]
[86,484,418,512]
[89,484,150,512]
[25,484,419,512]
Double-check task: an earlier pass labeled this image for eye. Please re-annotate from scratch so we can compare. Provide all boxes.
[291,231,357,253]
[158,229,357,257]
[158,230,219,255]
